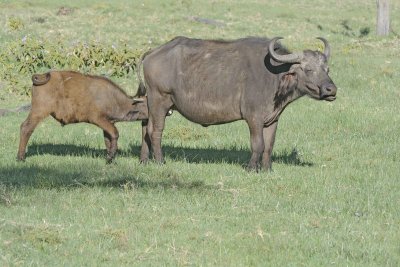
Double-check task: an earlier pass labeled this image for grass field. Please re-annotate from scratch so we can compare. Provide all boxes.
[1,0,400,266]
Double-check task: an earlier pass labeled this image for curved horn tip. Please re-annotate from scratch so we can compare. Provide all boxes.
[269,37,283,50]
[271,36,284,42]
[316,37,330,59]
[269,37,283,49]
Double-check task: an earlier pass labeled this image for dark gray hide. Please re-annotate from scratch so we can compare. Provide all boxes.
[137,36,337,171]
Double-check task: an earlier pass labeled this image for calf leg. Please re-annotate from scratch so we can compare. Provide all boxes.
[96,119,119,163]
[139,120,151,163]
[262,121,278,171]
[246,120,264,171]
[103,130,112,154]
[17,113,47,161]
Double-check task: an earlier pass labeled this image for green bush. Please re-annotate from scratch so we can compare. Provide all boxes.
[0,37,144,95]
[7,17,24,31]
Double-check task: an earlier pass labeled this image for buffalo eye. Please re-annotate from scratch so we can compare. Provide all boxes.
[305,68,313,74]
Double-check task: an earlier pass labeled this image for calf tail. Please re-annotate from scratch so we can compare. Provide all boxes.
[32,72,51,86]
[135,50,153,97]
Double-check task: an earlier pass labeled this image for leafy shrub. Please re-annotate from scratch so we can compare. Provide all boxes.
[7,17,24,31]
[0,37,144,95]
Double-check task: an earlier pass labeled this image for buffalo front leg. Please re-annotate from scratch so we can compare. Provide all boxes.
[17,113,46,161]
[139,120,151,163]
[262,121,278,171]
[246,121,264,171]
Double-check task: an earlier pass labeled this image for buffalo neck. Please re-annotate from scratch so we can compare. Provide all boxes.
[263,81,302,126]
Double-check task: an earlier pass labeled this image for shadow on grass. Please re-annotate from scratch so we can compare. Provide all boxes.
[26,143,313,167]
[0,165,211,191]
[2,144,312,189]
[26,143,110,158]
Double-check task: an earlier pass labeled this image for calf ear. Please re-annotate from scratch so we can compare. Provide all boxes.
[32,72,51,86]
[132,97,145,105]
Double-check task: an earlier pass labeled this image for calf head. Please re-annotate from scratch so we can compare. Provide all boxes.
[131,96,149,120]
[269,37,337,101]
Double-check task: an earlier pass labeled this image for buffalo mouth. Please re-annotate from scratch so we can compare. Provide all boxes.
[322,95,336,101]
[305,84,321,99]
[306,84,336,101]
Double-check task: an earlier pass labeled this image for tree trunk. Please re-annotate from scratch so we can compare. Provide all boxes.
[377,0,390,36]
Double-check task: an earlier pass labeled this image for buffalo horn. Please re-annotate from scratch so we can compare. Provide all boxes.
[268,37,302,64]
[316,37,330,60]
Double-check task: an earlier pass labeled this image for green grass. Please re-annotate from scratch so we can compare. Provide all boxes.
[1,0,400,266]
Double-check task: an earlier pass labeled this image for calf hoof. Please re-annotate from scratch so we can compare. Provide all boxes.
[16,155,26,162]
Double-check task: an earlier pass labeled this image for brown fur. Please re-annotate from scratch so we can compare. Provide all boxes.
[17,70,148,163]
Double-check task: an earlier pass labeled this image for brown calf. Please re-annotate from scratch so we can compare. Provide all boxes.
[17,71,148,163]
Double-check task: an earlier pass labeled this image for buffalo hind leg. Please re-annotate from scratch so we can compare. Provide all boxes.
[140,120,151,163]
[246,120,264,171]
[17,113,47,161]
[147,114,166,164]
[147,96,172,164]
[96,119,119,163]
[262,121,278,171]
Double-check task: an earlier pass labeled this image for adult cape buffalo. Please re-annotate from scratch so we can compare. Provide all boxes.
[136,36,337,171]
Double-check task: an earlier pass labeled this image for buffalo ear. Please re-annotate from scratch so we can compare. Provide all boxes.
[279,72,298,94]
[283,72,297,85]
[287,72,298,88]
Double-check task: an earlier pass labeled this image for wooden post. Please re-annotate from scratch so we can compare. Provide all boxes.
[377,0,390,36]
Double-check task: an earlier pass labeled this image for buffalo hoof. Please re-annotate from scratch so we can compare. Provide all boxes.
[139,157,150,164]
[106,157,115,164]
[155,160,166,165]
[261,164,274,172]
[263,167,274,173]
[244,164,260,172]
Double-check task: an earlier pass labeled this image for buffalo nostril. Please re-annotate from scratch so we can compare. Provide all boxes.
[323,84,336,94]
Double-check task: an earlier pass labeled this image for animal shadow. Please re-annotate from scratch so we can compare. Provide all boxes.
[161,145,313,167]
[0,164,210,190]
[25,143,131,158]
[25,142,313,167]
